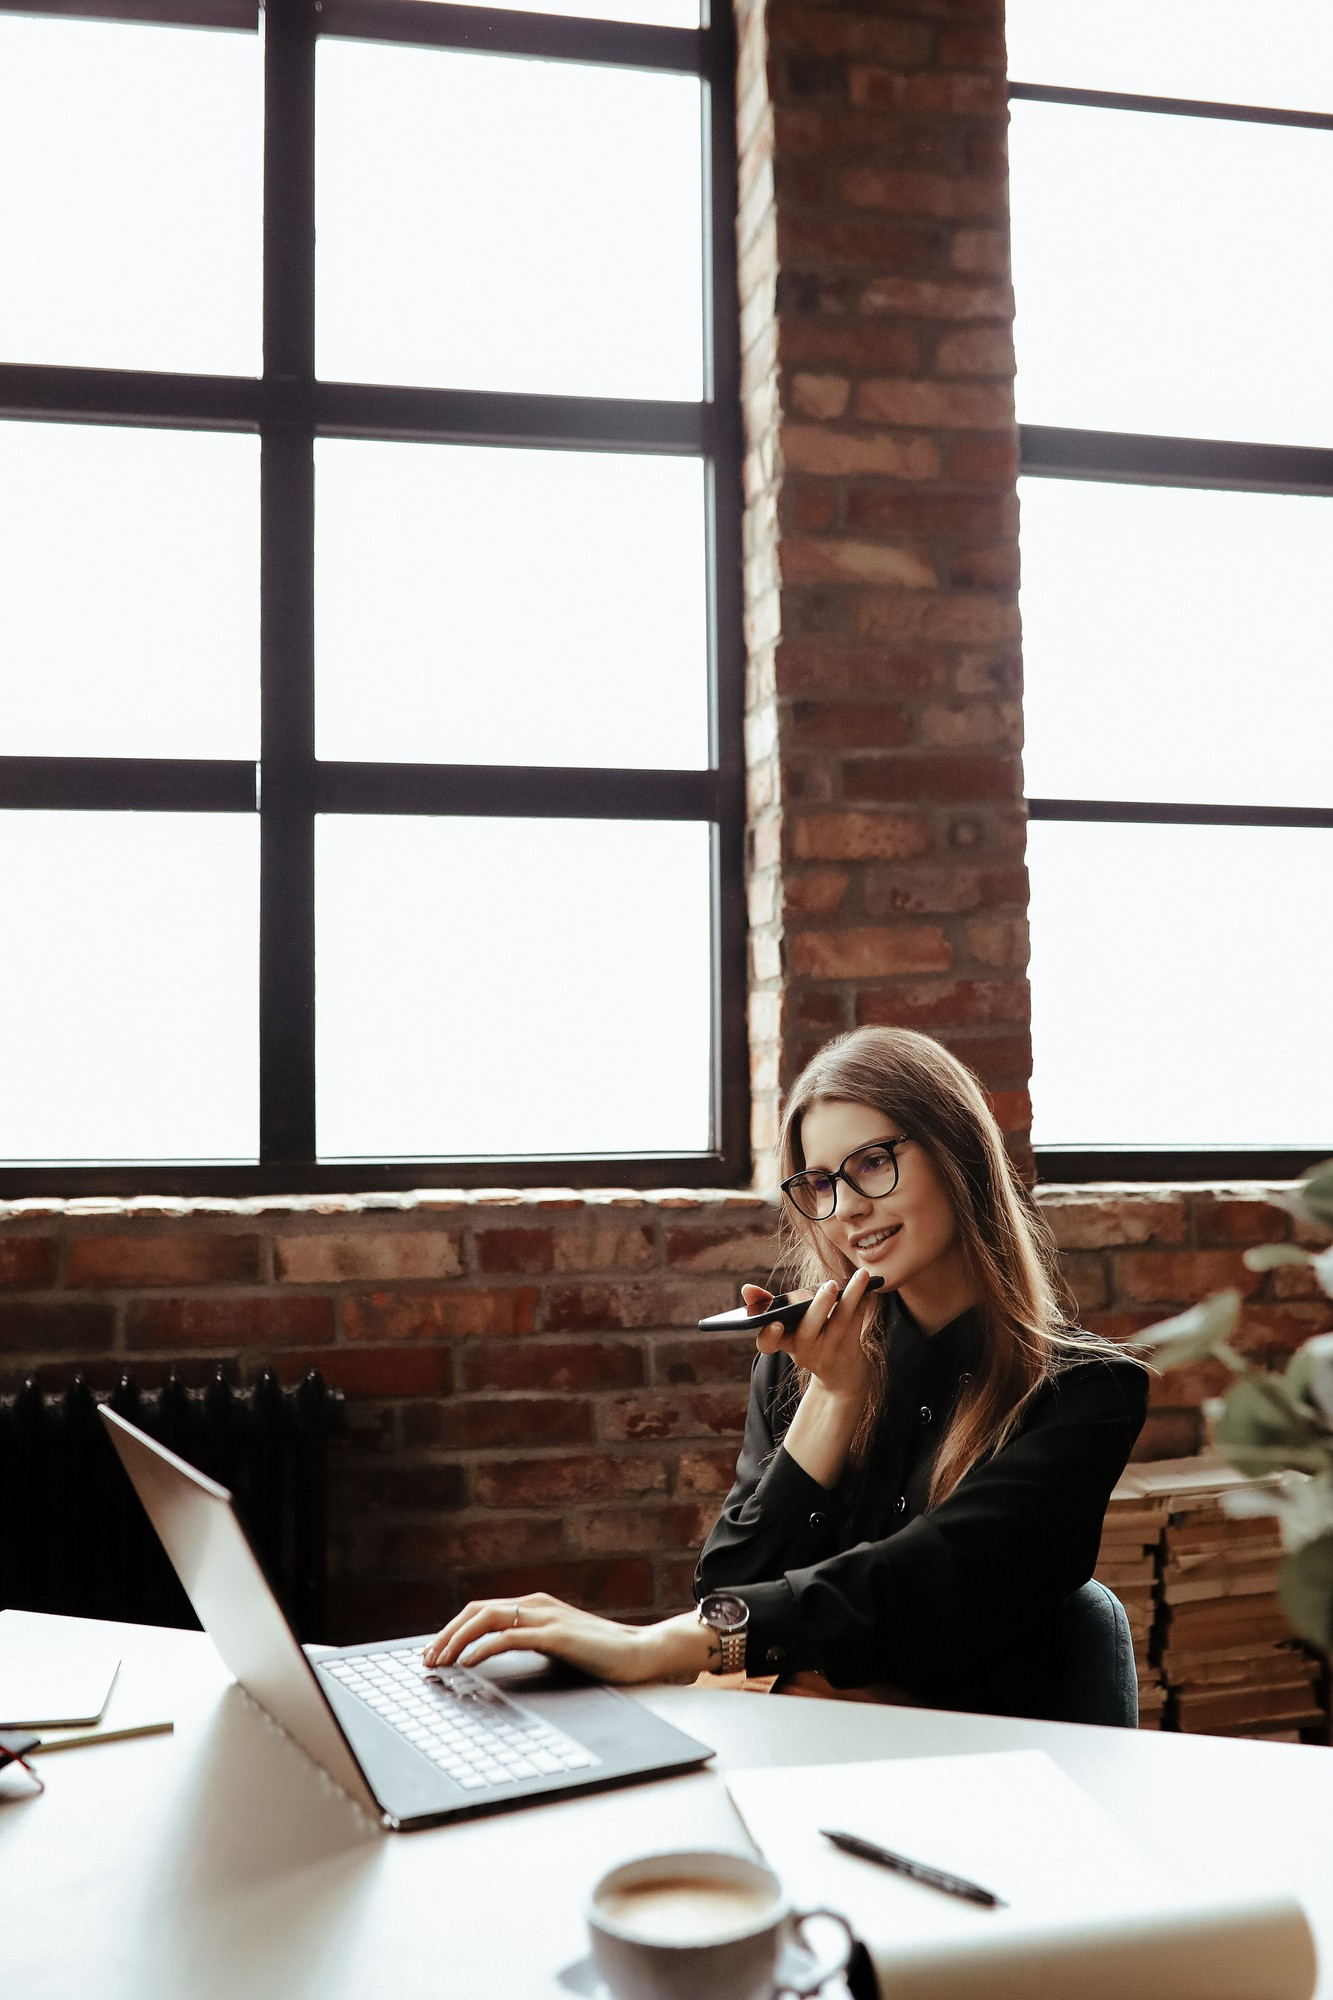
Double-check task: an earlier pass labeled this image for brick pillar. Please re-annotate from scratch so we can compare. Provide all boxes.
[738,0,1032,1184]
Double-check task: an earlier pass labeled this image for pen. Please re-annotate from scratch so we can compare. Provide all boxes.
[820,1828,1004,1909]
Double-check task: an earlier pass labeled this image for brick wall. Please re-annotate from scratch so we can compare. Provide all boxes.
[740,0,1029,1184]
[2,1186,1327,1639]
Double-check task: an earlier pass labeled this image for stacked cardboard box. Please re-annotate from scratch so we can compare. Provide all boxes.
[1131,1457,1325,1744]
[1094,1472,1169,1727]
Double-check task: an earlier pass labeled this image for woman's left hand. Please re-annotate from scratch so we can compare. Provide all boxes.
[422,1594,706,1685]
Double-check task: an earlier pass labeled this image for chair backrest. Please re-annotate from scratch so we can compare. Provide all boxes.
[1051,1579,1138,1728]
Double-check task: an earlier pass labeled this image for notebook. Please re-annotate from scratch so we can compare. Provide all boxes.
[727,1749,1316,2000]
[0,1608,120,1728]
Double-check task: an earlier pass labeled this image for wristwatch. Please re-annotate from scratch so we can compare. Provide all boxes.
[697,1591,750,1675]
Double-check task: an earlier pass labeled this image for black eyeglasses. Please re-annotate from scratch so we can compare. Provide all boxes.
[781,1135,912,1221]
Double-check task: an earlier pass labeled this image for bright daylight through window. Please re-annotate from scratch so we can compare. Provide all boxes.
[0,0,743,1189]
[1006,0,1333,1162]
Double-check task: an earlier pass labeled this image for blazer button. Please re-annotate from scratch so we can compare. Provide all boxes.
[895,1495,907,1515]
[808,1510,827,1529]
[765,1645,786,1670]
[918,1405,932,1424]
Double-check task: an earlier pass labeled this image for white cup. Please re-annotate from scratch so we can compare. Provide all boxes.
[586,1848,854,2000]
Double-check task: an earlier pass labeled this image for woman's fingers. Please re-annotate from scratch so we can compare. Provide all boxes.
[424,1596,529,1667]
[741,1283,773,1310]
[755,1278,838,1355]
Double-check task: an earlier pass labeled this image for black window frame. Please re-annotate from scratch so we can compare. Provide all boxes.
[0,0,747,1196]
[1008,75,1333,1185]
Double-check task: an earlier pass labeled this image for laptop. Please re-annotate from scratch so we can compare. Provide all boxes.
[100,1407,713,1829]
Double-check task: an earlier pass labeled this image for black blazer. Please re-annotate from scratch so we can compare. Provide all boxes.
[694,1297,1149,1719]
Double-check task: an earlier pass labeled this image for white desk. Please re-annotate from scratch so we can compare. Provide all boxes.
[3,1613,1331,2000]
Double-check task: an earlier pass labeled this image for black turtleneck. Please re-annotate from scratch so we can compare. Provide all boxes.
[694,1294,1147,1719]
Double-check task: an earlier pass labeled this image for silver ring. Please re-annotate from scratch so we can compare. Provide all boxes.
[510,1603,522,1629]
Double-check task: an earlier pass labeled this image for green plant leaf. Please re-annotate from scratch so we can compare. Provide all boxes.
[1314,1246,1333,1300]
[1243,1243,1313,1272]
[1272,1159,1333,1235]
[1214,1375,1312,1475]
[1279,1535,1333,1652]
[1138,1290,1241,1370]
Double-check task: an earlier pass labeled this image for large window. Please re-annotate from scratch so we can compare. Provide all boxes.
[1007,0,1333,1179]
[0,0,744,1193]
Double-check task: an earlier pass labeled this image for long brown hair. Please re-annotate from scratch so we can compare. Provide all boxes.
[777,1027,1144,1507]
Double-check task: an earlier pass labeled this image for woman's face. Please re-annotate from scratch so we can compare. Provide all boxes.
[797,1097,973,1327]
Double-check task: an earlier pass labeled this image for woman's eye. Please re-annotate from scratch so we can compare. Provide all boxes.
[859,1150,890,1171]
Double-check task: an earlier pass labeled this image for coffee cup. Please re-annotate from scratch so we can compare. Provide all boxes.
[586,1847,853,2000]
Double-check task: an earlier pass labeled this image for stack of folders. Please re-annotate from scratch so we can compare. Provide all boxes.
[1134,1458,1325,1743]
[1094,1471,1170,1728]
[727,1749,1316,2000]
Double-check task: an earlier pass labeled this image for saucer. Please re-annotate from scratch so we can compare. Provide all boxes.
[554,1938,851,1999]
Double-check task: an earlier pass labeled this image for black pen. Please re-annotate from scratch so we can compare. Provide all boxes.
[820,1829,1004,1909]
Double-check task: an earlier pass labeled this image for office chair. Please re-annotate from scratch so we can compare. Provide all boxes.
[1051,1579,1138,1727]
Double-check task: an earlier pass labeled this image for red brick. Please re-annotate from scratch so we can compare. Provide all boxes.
[342,1462,467,1511]
[405,1398,594,1451]
[787,702,913,752]
[767,11,933,65]
[1114,1251,1261,1307]
[653,1336,756,1385]
[787,478,839,531]
[1060,1252,1109,1314]
[67,1233,262,1288]
[1235,1305,1332,1364]
[938,24,1008,67]
[0,1238,57,1288]
[854,378,1013,429]
[471,1454,670,1507]
[454,1560,652,1614]
[781,214,946,275]
[951,226,1008,276]
[935,1031,1032,1082]
[782,537,936,590]
[987,1088,1031,1134]
[946,434,1020,483]
[844,489,1014,542]
[664,1224,778,1274]
[784,868,849,919]
[1147,1358,1230,1408]
[793,926,952,978]
[935,326,1015,376]
[845,755,1021,805]
[1191,1193,1290,1248]
[459,1340,644,1393]
[793,811,932,862]
[1131,1409,1204,1461]
[1039,1192,1188,1251]
[126,1296,334,1350]
[778,642,947,698]
[274,1231,462,1283]
[1079,1311,1166,1345]
[863,864,982,918]
[343,1288,537,1341]
[569,1507,695,1556]
[798,988,845,1027]
[849,68,1006,115]
[656,1555,700,1604]
[966,918,1028,969]
[543,1282,715,1332]
[285,1346,453,1396]
[779,319,921,374]
[377,1516,566,1570]
[674,1447,741,1496]
[790,372,850,422]
[856,978,1029,1030]
[475,1228,556,1275]
[0,1301,114,1354]
[857,591,1020,647]
[838,168,1007,221]
[598,1390,749,1442]
[781,427,941,480]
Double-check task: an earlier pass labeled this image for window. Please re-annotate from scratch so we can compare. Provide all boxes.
[1006,0,1333,1178]
[0,0,744,1193]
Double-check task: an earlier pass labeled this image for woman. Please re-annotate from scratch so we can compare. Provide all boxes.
[425,1028,1149,1718]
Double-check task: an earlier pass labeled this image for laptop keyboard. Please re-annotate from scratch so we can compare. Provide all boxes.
[324,1647,601,1792]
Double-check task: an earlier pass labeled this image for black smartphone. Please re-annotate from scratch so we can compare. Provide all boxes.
[697,1273,884,1335]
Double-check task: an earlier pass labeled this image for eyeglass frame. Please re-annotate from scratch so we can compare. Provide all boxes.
[780,1134,913,1221]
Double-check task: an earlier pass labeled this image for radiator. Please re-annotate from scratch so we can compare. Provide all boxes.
[0,1369,345,1641]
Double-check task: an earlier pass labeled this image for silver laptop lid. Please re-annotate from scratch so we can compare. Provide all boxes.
[100,1405,382,1821]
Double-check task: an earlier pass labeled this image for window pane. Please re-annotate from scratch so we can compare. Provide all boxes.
[1007,0,1333,115]
[316,817,712,1157]
[1019,478,1333,808]
[0,814,259,1163]
[1010,101,1333,446]
[1,424,260,760]
[316,43,704,399]
[1028,822,1333,1148]
[0,17,262,376]
[407,0,698,22]
[315,441,709,768]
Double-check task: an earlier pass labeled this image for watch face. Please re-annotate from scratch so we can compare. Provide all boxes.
[699,1591,749,1632]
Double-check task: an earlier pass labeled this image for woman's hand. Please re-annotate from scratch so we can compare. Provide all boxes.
[743,1266,878,1407]
[744,1268,879,1490]
[422,1595,713,1686]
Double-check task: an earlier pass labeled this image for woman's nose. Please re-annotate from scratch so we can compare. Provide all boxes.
[833,1177,870,1217]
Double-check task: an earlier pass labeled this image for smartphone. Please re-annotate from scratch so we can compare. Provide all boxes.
[697,1273,885,1335]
